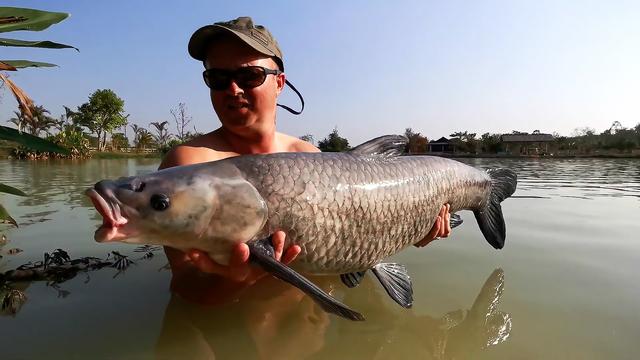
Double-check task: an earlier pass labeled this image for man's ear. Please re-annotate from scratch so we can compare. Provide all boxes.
[276,72,286,95]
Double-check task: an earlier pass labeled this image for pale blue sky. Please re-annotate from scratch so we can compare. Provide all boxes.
[2,0,639,145]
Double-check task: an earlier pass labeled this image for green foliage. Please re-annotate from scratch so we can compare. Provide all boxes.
[110,132,129,150]
[479,133,504,153]
[0,203,17,227]
[0,184,27,197]
[0,7,68,33]
[0,60,56,69]
[449,131,478,153]
[299,134,315,145]
[404,128,428,154]
[75,89,128,151]
[0,125,69,154]
[0,6,76,227]
[47,127,91,158]
[159,138,183,155]
[318,127,350,152]
[0,7,75,69]
[150,121,172,147]
[7,104,56,136]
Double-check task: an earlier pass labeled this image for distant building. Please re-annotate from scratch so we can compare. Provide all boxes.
[501,133,554,155]
[428,137,457,153]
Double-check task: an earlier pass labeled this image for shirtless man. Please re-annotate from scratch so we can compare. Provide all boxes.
[159,17,451,303]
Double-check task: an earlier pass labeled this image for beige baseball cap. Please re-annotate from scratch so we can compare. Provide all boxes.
[188,16,284,70]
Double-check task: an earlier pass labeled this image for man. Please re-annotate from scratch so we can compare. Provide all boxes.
[160,17,451,303]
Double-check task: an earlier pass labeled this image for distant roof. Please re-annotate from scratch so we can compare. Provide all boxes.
[428,137,451,144]
[501,134,554,142]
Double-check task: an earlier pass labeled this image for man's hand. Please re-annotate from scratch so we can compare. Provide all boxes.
[184,231,301,284]
[414,204,451,247]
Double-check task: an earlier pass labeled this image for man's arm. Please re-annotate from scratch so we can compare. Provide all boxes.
[160,143,301,304]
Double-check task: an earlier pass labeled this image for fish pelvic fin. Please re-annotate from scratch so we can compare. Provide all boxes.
[349,135,408,158]
[248,238,365,321]
[474,168,518,249]
[450,213,463,229]
[371,263,413,308]
[340,271,367,288]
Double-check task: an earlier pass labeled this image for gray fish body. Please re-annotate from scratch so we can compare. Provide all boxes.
[230,153,491,274]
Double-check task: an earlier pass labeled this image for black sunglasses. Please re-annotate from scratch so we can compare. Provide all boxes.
[202,66,282,91]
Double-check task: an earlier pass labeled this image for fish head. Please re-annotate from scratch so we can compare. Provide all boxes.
[85,162,268,258]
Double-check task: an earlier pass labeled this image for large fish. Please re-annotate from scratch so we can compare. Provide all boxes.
[86,135,517,321]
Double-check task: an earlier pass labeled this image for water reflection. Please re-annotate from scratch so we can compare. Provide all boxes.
[459,158,640,198]
[156,269,510,359]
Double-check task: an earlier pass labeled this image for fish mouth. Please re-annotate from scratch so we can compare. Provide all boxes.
[85,187,136,243]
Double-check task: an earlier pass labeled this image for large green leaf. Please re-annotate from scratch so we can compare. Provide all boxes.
[0,60,56,68]
[0,203,18,227]
[0,38,78,51]
[0,7,69,33]
[0,183,27,197]
[0,125,69,154]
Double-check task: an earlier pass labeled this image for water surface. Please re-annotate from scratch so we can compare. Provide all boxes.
[1,158,639,359]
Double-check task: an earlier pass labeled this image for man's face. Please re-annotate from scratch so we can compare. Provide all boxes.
[204,36,285,132]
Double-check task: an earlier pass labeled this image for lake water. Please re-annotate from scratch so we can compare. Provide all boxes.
[1,158,639,359]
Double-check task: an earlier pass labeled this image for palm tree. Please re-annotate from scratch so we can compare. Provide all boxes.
[135,128,155,151]
[149,120,171,147]
[7,105,56,136]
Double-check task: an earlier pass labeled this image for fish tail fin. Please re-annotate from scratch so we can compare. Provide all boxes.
[473,169,517,249]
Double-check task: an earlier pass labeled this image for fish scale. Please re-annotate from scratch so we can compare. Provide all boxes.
[232,153,492,274]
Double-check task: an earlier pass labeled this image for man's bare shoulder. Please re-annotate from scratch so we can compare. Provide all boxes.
[276,132,320,153]
[159,131,235,169]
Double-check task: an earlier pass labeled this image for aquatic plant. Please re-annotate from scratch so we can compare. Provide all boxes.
[0,246,165,315]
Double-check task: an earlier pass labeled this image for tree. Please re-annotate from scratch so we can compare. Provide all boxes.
[134,128,155,151]
[318,127,350,152]
[75,89,128,151]
[150,120,172,147]
[170,102,192,142]
[7,104,56,136]
[449,131,478,153]
[111,133,129,151]
[479,133,503,153]
[404,128,428,154]
[299,134,315,145]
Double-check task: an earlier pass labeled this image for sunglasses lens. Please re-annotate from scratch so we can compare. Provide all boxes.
[235,67,267,88]
[203,67,270,90]
[204,70,231,90]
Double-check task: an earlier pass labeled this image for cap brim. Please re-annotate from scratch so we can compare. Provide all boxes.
[188,24,276,62]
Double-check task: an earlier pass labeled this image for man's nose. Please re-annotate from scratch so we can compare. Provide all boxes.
[225,79,244,95]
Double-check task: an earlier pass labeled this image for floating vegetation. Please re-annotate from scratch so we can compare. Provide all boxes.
[1,288,27,315]
[134,245,162,253]
[6,248,22,255]
[0,246,164,315]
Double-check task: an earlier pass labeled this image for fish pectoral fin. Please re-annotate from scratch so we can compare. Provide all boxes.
[450,213,463,229]
[371,263,413,308]
[340,271,367,288]
[247,238,365,321]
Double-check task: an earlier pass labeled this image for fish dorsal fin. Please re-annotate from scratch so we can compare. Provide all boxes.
[349,135,408,158]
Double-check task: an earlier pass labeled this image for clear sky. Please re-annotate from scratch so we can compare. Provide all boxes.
[2,0,639,145]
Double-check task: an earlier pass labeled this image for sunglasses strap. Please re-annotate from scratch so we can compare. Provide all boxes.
[277,79,305,115]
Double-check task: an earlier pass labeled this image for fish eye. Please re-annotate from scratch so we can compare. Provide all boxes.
[150,194,170,211]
